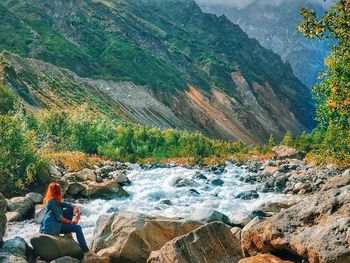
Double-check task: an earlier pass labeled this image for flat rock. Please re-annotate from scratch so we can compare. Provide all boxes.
[91,212,201,262]
[147,222,243,263]
[241,186,350,263]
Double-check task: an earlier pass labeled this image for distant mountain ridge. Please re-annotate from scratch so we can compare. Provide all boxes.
[198,0,330,88]
[0,0,315,143]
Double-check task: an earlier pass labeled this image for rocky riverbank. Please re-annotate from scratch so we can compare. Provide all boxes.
[0,146,349,262]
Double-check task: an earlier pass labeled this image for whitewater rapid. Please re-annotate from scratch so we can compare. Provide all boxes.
[5,164,294,244]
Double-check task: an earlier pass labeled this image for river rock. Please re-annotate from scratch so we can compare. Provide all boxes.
[147,222,243,263]
[241,185,350,263]
[236,190,259,200]
[91,212,201,262]
[321,169,350,191]
[6,212,23,222]
[174,178,198,188]
[238,254,293,263]
[193,172,207,180]
[7,196,34,221]
[0,252,29,263]
[81,179,129,199]
[52,256,80,263]
[30,234,84,261]
[211,178,224,186]
[272,146,305,160]
[25,192,43,204]
[109,170,131,186]
[82,255,111,263]
[0,192,7,239]
[1,237,29,258]
[192,210,231,226]
[75,169,96,182]
[67,182,85,196]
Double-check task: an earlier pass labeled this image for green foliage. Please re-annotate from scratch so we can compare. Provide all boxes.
[0,114,46,195]
[298,0,350,164]
[0,82,17,114]
[281,130,294,147]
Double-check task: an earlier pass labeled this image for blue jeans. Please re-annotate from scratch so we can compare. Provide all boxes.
[60,223,89,252]
[60,204,89,252]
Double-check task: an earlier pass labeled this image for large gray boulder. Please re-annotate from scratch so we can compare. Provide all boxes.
[272,146,305,160]
[81,179,129,199]
[25,192,43,204]
[91,212,201,262]
[75,169,97,182]
[30,235,84,261]
[242,185,350,263]
[6,196,34,221]
[148,222,243,263]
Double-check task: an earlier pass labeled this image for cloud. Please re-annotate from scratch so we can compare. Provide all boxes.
[195,0,331,9]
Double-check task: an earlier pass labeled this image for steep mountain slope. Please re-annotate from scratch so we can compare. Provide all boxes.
[198,0,330,88]
[0,0,315,143]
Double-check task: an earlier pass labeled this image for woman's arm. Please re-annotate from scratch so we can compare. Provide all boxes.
[48,200,71,224]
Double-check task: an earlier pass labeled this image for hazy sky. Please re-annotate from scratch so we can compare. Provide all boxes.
[195,0,331,9]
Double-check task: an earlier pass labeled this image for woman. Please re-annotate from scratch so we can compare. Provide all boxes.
[39,182,90,254]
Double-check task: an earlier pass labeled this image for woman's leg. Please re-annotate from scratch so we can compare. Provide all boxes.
[60,224,89,252]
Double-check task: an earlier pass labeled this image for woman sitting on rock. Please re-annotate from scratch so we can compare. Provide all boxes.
[39,182,90,254]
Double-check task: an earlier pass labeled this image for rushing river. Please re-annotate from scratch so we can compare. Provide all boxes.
[5,164,294,244]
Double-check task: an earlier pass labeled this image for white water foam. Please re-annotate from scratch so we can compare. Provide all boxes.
[5,164,294,244]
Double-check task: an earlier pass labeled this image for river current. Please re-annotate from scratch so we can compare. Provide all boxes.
[5,164,294,244]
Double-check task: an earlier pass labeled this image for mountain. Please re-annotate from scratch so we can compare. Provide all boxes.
[0,0,315,143]
[198,0,330,88]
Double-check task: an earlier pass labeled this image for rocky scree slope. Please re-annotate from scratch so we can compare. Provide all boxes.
[199,0,330,88]
[0,0,315,143]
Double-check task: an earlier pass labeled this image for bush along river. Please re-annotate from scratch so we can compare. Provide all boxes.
[0,146,349,263]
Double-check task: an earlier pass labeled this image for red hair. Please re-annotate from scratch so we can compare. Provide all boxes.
[43,183,62,204]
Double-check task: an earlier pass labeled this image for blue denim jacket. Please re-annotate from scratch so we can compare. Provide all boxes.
[39,200,73,235]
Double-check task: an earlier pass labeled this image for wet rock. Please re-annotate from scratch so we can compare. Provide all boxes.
[272,146,305,160]
[25,192,43,204]
[52,256,80,263]
[236,190,259,200]
[148,222,243,263]
[241,186,350,262]
[211,178,224,186]
[109,170,131,186]
[81,179,129,199]
[238,254,293,263]
[160,200,172,206]
[0,252,28,263]
[91,212,201,262]
[7,197,34,221]
[174,178,198,188]
[322,169,350,191]
[1,237,30,259]
[30,234,83,261]
[193,172,207,180]
[75,169,96,182]
[67,182,85,196]
[189,189,200,196]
